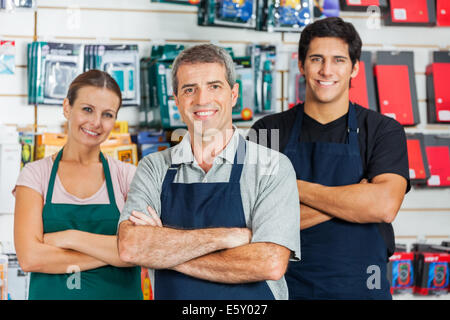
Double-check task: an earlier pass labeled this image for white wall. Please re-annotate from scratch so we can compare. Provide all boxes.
[0,0,449,296]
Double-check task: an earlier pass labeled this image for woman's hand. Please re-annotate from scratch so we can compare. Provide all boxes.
[128,206,162,227]
[43,230,75,249]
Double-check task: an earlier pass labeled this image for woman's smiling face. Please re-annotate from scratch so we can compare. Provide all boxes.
[63,86,120,147]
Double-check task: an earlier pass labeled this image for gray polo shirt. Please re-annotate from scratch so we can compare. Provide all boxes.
[119,128,300,300]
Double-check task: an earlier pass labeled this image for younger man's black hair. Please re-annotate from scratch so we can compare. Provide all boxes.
[298,17,362,67]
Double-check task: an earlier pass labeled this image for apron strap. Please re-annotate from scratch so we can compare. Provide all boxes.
[46,148,64,204]
[284,105,304,152]
[229,135,246,183]
[346,103,359,147]
[100,153,117,205]
[46,149,116,205]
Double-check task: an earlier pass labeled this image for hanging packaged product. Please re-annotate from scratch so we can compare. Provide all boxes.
[151,0,199,4]
[28,42,83,105]
[233,56,254,121]
[247,44,277,114]
[374,51,420,126]
[387,247,415,295]
[287,51,304,108]
[349,51,377,111]
[84,44,140,106]
[18,131,35,169]
[198,0,258,29]
[426,51,450,123]
[437,0,450,26]
[406,133,430,185]
[156,60,186,129]
[0,40,15,75]
[0,0,36,10]
[386,0,436,26]
[412,245,450,296]
[313,0,340,20]
[423,135,450,187]
[262,0,314,32]
[339,0,387,11]
[140,58,151,128]
[146,44,186,130]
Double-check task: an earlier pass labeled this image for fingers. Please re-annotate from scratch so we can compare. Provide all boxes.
[147,206,163,227]
[130,210,156,226]
[128,207,163,227]
[360,178,369,184]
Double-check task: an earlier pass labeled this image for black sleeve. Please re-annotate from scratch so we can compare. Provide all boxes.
[366,118,411,193]
[247,117,275,150]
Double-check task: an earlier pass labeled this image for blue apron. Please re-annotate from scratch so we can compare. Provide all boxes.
[154,136,274,300]
[284,104,391,300]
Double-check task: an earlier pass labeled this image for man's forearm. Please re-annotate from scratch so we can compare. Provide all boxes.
[171,242,290,283]
[118,221,251,269]
[300,204,333,230]
[297,174,406,224]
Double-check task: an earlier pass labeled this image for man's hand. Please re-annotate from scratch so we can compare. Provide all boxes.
[129,206,162,227]
[297,173,406,224]
[126,206,252,250]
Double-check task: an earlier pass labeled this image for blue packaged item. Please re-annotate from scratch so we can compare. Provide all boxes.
[264,0,314,32]
[313,0,340,19]
[0,40,15,75]
[219,0,254,23]
[137,130,167,145]
[141,143,171,157]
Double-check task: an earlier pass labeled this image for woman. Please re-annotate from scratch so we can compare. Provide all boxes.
[13,70,142,300]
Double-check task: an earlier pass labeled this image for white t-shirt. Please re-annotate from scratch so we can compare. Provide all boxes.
[13,155,136,212]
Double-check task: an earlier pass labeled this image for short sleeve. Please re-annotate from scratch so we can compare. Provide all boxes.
[366,118,410,191]
[118,153,166,228]
[13,159,48,198]
[250,153,301,261]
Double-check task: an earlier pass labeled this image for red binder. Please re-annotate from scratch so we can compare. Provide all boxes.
[350,60,369,109]
[426,63,450,123]
[407,140,426,180]
[374,65,415,125]
[437,0,450,26]
[340,0,387,10]
[425,145,450,187]
[349,52,377,111]
[388,0,436,25]
[345,0,381,5]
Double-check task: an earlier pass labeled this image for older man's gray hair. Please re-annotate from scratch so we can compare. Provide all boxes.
[171,44,236,96]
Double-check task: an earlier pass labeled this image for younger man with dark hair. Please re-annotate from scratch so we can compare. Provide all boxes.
[249,17,410,300]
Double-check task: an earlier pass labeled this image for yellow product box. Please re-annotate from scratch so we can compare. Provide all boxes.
[101,133,132,148]
[35,133,67,160]
[112,121,129,134]
[101,143,138,166]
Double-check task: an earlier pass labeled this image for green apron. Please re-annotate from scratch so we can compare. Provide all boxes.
[28,149,142,300]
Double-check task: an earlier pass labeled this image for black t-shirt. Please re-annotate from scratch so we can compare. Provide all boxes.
[249,103,411,258]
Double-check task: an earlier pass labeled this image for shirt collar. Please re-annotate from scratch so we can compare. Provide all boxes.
[171,126,241,165]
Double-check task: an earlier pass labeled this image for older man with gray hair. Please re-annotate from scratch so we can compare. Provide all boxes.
[117,44,300,300]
